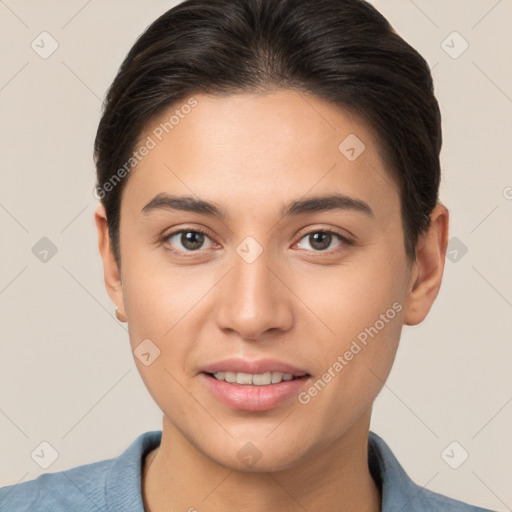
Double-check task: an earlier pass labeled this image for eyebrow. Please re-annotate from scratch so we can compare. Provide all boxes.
[140,192,373,219]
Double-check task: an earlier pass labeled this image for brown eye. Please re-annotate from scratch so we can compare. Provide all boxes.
[296,230,347,252]
[165,230,213,252]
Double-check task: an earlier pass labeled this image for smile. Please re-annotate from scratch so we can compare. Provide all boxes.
[211,371,298,385]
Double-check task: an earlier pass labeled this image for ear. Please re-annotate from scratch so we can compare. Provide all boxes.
[94,204,127,322]
[403,203,449,326]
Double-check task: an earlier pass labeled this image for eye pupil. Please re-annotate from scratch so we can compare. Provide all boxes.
[181,231,205,250]
[309,232,331,250]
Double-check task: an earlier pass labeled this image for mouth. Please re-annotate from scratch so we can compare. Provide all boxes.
[200,359,311,412]
[207,371,306,386]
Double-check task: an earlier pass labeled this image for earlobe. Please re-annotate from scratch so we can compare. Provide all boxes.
[115,306,127,323]
[94,204,127,322]
[403,203,449,326]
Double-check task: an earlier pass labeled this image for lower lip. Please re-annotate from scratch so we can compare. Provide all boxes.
[202,373,309,412]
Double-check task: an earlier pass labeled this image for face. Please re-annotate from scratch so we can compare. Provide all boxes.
[97,89,431,472]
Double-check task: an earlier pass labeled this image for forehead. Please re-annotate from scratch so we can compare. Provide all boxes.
[122,89,399,220]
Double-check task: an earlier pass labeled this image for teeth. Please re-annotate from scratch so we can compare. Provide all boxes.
[236,372,253,385]
[212,371,296,385]
[224,372,236,383]
[252,372,272,385]
[271,372,282,384]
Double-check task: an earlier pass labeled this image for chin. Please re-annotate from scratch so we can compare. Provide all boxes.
[222,451,305,474]
[202,435,315,474]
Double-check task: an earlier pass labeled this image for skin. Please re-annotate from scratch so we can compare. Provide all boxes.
[95,88,448,512]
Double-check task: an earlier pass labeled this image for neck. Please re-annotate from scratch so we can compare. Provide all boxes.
[142,411,381,512]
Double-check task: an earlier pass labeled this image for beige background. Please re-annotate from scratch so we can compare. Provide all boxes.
[0,0,511,509]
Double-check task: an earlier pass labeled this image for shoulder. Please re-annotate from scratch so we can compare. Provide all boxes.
[413,485,496,512]
[0,458,112,512]
[368,431,498,512]
[0,430,162,512]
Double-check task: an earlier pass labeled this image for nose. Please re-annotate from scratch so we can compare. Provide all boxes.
[214,247,294,341]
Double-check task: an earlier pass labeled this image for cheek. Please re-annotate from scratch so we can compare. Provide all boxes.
[293,245,408,352]
[120,262,198,420]
[294,248,407,418]
[120,247,220,391]
[121,240,201,335]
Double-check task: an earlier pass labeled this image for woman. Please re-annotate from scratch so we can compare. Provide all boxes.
[0,0,499,510]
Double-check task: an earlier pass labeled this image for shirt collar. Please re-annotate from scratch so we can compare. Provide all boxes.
[106,430,162,511]
[104,430,427,511]
[368,430,427,511]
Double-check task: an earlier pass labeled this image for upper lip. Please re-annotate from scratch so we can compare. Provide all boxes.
[201,358,309,377]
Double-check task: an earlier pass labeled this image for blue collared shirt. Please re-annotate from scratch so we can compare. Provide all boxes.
[0,430,497,511]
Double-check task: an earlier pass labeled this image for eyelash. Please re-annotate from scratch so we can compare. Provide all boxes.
[161,227,352,256]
